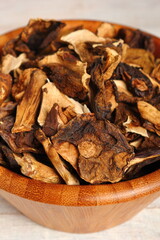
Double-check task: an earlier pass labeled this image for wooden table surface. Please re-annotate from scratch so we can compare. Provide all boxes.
[0,0,160,239]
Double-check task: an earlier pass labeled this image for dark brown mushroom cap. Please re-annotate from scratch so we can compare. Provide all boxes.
[112,63,153,99]
[51,114,134,184]
[116,28,155,52]
[0,115,40,153]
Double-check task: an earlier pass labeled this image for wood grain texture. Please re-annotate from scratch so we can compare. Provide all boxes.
[0,18,160,234]
[0,189,159,233]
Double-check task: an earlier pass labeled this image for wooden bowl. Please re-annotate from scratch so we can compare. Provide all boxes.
[0,20,160,233]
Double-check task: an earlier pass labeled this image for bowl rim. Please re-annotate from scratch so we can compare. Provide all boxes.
[0,20,160,207]
[0,166,160,206]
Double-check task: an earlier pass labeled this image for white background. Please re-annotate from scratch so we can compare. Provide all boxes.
[0,0,160,239]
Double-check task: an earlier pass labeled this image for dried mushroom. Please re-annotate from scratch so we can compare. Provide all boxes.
[0,73,12,104]
[0,115,40,153]
[122,48,155,74]
[2,19,65,58]
[42,50,90,101]
[123,116,148,137]
[116,28,154,52]
[61,29,105,61]
[113,63,153,99]
[13,152,63,183]
[38,82,90,126]
[0,19,159,185]
[12,69,47,133]
[137,101,160,136]
[113,80,136,103]
[97,22,116,38]
[1,53,28,74]
[12,68,37,102]
[35,129,80,185]
[151,59,160,82]
[51,114,134,183]
[0,101,17,119]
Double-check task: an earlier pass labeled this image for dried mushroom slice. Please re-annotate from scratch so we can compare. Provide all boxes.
[113,80,136,103]
[116,28,155,52]
[42,63,90,101]
[20,19,65,51]
[35,129,80,185]
[12,68,37,102]
[114,103,146,143]
[2,19,65,58]
[12,69,47,133]
[12,152,63,183]
[93,80,118,120]
[0,101,17,119]
[122,48,155,74]
[0,144,20,171]
[151,59,160,82]
[91,40,123,88]
[124,148,160,178]
[61,29,105,61]
[0,115,40,153]
[90,44,122,120]
[97,22,116,38]
[41,103,59,137]
[51,114,134,184]
[38,82,90,126]
[137,101,160,135]
[0,149,7,167]
[123,115,148,137]
[113,63,153,99]
[1,53,28,74]
[39,48,91,100]
[138,131,160,150]
[0,73,12,104]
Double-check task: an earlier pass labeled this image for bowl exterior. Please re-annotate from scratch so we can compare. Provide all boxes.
[0,188,159,233]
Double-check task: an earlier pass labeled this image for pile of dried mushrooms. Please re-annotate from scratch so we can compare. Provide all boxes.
[0,19,160,185]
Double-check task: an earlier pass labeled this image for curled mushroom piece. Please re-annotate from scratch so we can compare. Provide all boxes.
[124,148,160,179]
[12,69,47,133]
[123,115,149,138]
[41,48,90,101]
[1,53,28,74]
[20,19,65,51]
[93,80,118,120]
[61,29,105,61]
[0,73,12,104]
[90,43,123,120]
[35,129,80,185]
[38,82,90,126]
[113,63,153,99]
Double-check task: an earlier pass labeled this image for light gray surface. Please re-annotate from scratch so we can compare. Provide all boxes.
[0,0,160,239]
